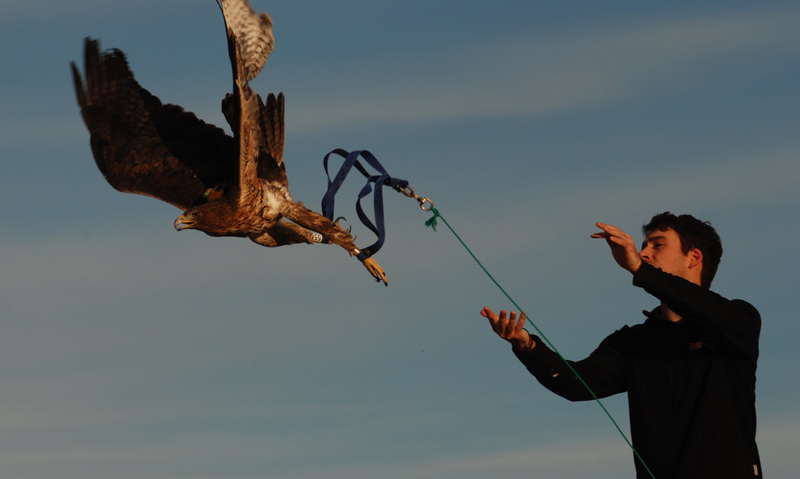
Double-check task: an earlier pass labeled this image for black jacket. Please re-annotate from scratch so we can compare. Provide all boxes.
[514,262,762,478]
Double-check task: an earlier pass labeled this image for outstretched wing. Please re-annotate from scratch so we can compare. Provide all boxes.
[219,0,287,195]
[220,0,288,204]
[218,0,274,83]
[71,38,236,211]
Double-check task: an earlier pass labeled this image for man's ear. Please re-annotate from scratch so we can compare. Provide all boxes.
[688,248,703,269]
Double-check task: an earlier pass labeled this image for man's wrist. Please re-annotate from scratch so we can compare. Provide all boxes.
[513,333,536,353]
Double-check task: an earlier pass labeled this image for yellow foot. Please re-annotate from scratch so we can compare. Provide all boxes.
[363,257,388,286]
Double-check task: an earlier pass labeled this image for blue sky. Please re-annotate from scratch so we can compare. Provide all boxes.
[2,1,799,477]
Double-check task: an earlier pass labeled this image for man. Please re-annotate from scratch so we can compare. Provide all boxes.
[482,212,761,478]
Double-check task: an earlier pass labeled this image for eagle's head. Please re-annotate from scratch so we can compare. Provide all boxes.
[174,201,237,237]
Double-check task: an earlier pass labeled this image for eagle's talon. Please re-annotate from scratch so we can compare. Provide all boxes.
[334,216,352,234]
[362,257,387,286]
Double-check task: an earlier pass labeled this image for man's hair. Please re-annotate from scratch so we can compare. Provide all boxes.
[642,212,723,288]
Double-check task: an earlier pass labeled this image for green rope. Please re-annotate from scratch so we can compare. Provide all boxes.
[425,207,656,479]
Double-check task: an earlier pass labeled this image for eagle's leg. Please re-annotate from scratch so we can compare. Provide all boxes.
[279,202,356,249]
[281,202,387,285]
[249,220,318,247]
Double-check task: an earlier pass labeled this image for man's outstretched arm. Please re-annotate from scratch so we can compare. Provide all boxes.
[481,307,535,352]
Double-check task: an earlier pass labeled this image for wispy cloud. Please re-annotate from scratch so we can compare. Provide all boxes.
[253,434,632,479]
[287,6,800,132]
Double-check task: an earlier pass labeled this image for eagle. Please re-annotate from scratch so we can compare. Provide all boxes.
[71,0,387,285]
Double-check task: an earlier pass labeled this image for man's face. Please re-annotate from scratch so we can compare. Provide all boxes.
[640,228,694,280]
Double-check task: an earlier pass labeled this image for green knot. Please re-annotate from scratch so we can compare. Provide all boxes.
[424,207,441,231]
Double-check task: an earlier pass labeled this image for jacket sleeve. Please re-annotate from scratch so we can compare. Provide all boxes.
[632,262,760,360]
[514,332,628,402]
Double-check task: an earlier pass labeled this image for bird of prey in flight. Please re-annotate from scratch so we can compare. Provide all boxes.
[71,0,388,284]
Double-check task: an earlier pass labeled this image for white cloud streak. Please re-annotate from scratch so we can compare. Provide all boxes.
[287,6,800,133]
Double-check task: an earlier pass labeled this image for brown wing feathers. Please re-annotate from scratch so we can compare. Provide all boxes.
[255,92,287,185]
[71,38,236,210]
[219,0,274,84]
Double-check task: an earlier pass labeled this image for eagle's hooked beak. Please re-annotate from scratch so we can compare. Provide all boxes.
[174,213,196,231]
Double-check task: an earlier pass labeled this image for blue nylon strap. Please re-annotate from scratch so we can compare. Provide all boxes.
[321,149,409,261]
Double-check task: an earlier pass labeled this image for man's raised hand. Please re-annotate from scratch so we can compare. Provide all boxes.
[591,222,643,274]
